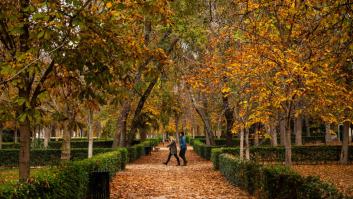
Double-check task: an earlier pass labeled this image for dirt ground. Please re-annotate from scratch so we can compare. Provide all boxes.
[293,164,353,197]
[110,145,254,199]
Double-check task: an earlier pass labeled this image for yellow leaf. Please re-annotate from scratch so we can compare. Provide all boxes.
[106,2,112,8]
[221,86,231,94]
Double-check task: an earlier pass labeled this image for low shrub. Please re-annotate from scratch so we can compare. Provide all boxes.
[0,138,160,166]
[218,154,346,199]
[196,136,325,146]
[127,147,137,162]
[211,145,353,168]
[191,139,221,160]
[211,147,239,169]
[0,148,114,167]
[0,148,128,198]
[2,140,114,149]
[127,139,160,162]
[48,140,114,149]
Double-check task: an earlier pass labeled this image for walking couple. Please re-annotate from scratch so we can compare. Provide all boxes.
[163,132,188,166]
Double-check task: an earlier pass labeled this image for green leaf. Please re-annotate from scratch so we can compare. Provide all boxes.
[32,12,45,20]
[16,98,26,106]
[38,91,48,101]
[18,113,28,123]
[44,31,51,40]
[9,27,24,35]
[37,30,45,39]
[117,3,125,10]
[33,109,41,121]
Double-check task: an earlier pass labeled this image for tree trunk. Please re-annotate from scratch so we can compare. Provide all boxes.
[190,93,215,145]
[141,130,147,140]
[285,121,292,165]
[280,119,286,145]
[175,115,180,143]
[204,120,214,145]
[192,127,195,139]
[268,123,278,146]
[204,124,210,145]
[113,102,130,148]
[240,128,244,160]
[325,123,331,144]
[0,127,2,149]
[182,118,186,133]
[61,124,71,160]
[305,116,310,136]
[14,127,18,144]
[55,128,60,140]
[44,127,50,149]
[127,38,179,146]
[295,115,303,145]
[50,125,55,138]
[19,120,31,181]
[88,110,93,158]
[17,0,31,182]
[223,94,234,146]
[245,128,250,160]
[340,121,350,164]
[254,131,259,146]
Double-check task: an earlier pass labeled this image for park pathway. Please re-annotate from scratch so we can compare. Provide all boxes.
[110,144,253,199]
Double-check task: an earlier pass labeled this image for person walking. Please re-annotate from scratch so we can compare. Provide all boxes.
[163,136,180,166]
[179,132,187,166]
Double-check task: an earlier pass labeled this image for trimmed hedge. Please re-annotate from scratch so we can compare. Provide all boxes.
[0,148,115,167]
[210,146,353,169]
[0,148,128,198]
[0,138,160,166]
[195,136,325,146]
[219,154,346,199]
[127,138,160,162]
[2,140,114,149]
[211,147,239,169]
[192,139,220,160]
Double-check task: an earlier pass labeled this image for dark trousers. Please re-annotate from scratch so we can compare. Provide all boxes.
[179,148,187,164]
[165,153,180,165]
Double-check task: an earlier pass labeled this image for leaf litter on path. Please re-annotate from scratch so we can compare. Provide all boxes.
[111,145,254,199]
[293,164,353,197]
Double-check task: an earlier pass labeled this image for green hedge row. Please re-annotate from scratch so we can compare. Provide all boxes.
[0,148,128,198]
[192,139,219,160]
[0,148,115,167]
[210,146,353,169]
[2,140,114,149]
[194,136,325,146]
[218,154,346,199]
[49,138,112,142]
[0,138,160,167]
[127,138,160,162]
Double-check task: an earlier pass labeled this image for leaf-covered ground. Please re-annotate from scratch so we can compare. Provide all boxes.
[293,165,353,197]
[111,145,253,199]
[0,168,44,185]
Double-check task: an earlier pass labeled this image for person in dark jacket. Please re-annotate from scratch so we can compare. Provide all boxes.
[179,131,187,166]
[163,136,180,166]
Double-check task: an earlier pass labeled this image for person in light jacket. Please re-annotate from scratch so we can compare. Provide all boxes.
[163,136,180,166]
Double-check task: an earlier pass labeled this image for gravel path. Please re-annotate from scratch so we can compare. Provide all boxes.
[110,145,253,199]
